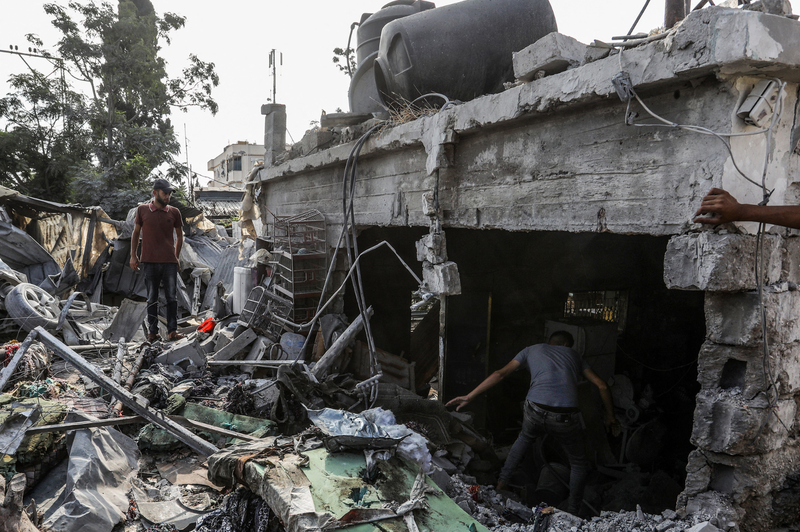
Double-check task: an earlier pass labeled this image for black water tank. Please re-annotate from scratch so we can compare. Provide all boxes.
[350,0,436,113]
[374,0,558,106]
[355,1,435,64]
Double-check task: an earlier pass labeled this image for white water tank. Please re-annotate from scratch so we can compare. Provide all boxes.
[232,267,254,314]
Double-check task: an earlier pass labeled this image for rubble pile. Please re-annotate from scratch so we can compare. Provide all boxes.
[0,188,741,532]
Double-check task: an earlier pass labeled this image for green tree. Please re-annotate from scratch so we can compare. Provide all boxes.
[1,0,218,218]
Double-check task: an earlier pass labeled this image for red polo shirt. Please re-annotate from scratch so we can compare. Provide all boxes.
[134,201,182,263]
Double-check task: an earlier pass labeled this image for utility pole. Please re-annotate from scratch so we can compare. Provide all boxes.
[184,123,193,203]
[269,49,282,103]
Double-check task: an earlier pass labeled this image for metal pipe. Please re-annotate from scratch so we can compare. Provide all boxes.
[665,0,686,29]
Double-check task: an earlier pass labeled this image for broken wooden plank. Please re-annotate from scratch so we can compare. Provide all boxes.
[212,328,258,361]
[32,326,218,456]
[0,330,39,393]
[312,306,373,380]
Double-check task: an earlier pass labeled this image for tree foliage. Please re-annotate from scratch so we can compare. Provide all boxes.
[0,0,219,218]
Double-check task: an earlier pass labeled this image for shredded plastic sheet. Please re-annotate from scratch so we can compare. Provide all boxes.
[307,407,433,473]
[40,413,140,532]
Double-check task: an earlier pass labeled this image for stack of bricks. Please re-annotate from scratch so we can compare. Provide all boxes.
[664,232,800,531]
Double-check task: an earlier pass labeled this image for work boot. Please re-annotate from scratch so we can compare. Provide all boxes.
[168,331,186,341]
[147,333,160,343]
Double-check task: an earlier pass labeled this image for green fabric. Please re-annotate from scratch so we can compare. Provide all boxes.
[0,394,67,464]
[136,399,277,451]
[301,448,490,532]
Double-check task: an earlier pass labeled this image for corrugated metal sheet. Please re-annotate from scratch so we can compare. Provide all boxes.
[195,199,242,218]
[184,235,226,270]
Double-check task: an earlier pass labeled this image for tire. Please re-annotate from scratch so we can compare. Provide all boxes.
[4,283,61,332]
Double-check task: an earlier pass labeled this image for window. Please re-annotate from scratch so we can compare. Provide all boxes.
[564,290,628,331]
[226,155,242,172]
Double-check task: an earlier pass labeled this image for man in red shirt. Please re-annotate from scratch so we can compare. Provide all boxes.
[130,179,185,342]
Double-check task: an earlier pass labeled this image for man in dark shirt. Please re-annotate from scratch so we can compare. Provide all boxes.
[447,331,619,516]
[130,179,185,342]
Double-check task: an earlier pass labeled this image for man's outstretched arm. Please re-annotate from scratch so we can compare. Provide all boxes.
[582,367,620,435]
[694,188,800,229]
[446,359,520,411]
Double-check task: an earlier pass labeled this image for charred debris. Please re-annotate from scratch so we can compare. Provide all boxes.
[0,183,717,532]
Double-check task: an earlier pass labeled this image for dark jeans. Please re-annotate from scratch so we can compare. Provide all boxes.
[143,262,178,335]
[499,400,589,515]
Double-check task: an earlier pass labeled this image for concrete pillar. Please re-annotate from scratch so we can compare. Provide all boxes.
[665,231,800,531]
[261,103,286,166]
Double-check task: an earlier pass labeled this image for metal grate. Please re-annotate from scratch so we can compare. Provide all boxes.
[564,290,628,329]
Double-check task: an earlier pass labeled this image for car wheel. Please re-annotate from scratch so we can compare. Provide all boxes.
[4,283,61,332]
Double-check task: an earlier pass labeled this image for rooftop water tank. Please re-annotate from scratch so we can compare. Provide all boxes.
[349,0,435,113]
[374,0,557,107]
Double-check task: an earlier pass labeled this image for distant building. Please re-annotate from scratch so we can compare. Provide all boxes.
[206,141,264,189]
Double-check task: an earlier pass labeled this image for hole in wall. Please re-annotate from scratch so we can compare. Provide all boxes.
[710,463,736,494]
[719,359,747,390]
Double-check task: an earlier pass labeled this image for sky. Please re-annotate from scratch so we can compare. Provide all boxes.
[0,0,666,186]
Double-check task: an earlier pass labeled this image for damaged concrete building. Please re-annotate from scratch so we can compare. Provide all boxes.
[2,1,800,532]
[246,3,800,531]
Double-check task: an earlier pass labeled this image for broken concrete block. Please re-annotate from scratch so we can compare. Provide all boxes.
[423,261,461,296]
[297,130,334,157]
[705,289,800,346]
[686,522,721,532]
[215,330,232,351]
[513,32,607,81]
[212,328,258,361]
[432,454,459,475]
[696,341,771,398]
[656,519,676,532]
[154,337,205,368]
[691,391,795,454]
[198,331,219,355]
[664,233,781,292]
[416,232,448,264]
[429,464,451,490]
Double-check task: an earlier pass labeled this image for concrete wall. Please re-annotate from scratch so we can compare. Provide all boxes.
[666,232,800,530]
[251,7,800,527]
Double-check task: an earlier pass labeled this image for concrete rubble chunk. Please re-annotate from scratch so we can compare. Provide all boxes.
[664,233,781,292]
[656,519,676,532]
[686,522,722,532]
[154,337,205,368]
[416,232,448,265]
[212,328,258,361]
[513,31,608,81]
[423,261,461,296]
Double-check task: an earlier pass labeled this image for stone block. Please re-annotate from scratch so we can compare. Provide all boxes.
[199,332,217,355]
[513,32,605,81]
[705,288,800,346]
[423,261,461,296]
[416,232,448,264]
[212,328,258,361]
[691,390,794,454]
[686,520,722,532]
[154,337,205,368]
[664,233,781,292]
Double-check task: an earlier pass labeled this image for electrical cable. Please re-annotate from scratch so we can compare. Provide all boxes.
[344,22,359,79]
[615,57,792,441]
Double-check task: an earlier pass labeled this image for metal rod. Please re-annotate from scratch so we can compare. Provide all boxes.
[33,327,218,456]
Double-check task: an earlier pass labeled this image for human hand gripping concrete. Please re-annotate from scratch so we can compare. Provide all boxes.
[693,188,743,225]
